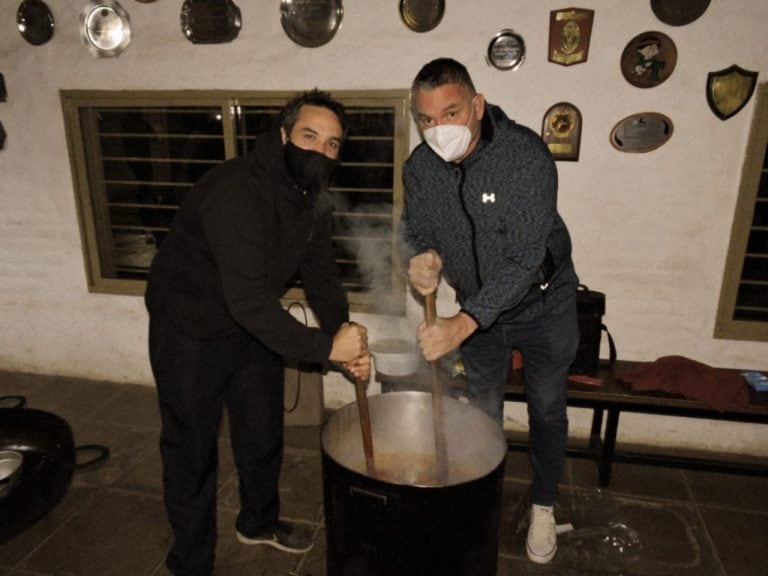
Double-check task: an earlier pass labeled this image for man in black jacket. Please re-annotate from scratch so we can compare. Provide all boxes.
[401,59,579,565]
[145,90,369,576]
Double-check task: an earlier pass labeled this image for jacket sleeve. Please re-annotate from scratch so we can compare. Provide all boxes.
[200,173,336,367]
[400,160,439,264]
[298,196,350,336]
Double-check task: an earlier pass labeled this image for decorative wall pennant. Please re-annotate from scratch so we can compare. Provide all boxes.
[548,8,594,66]
[706,65,758,121]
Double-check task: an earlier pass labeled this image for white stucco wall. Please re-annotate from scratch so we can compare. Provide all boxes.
[1,1,766,456]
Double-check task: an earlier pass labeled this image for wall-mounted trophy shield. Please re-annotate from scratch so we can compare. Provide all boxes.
[548,8,593,66]
[542,102,582,161]
[610,112,673,153]
[706,65,758,121]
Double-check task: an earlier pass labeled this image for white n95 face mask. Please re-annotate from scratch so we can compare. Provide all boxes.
[422,104,476,162]
[423,124,472,162]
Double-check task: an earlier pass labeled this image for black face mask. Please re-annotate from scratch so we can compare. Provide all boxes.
[284,140,338,191]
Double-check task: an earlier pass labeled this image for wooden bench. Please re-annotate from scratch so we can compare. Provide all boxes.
[377,359,768,486]
[506,360,768,486]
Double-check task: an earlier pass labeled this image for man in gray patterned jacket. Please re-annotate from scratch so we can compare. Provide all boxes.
[401,58,580,565]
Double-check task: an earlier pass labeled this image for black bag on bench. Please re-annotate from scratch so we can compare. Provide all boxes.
[570,285,616,375]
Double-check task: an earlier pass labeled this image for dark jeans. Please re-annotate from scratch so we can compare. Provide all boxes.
[149,320,285,576]
[460,299,579,506]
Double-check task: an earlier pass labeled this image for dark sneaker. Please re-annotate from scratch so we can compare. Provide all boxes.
[236,520,315,554]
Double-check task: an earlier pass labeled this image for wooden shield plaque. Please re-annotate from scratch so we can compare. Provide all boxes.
[548,8,594,66]
[706,65,758,121]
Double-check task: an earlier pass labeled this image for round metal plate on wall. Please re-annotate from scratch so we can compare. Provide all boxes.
[486,29,526,71]
[280,0,343,48]
[399,0,444,33]
[650,0,710,26]
[80,0,131,57]
[180,0,241,44]
[16,0,55,46]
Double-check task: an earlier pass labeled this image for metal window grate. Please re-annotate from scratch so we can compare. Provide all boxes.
[61,90,409,313]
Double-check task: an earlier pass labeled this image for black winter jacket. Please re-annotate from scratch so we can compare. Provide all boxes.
[401,103,578,328]
[145,131,349,367]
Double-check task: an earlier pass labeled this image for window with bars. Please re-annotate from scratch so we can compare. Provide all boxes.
[61,90,410,314]
[715,83,768,341]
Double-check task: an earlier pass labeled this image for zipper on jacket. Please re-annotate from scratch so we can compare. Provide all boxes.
[455,165,483,290]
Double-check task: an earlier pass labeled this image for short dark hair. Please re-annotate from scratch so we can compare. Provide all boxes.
[411,58,477,94]
[279,89,349,140]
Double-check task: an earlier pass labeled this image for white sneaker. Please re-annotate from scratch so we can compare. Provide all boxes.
[526,504,556,564]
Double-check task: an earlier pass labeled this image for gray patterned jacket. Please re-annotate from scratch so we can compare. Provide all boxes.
[400,103,579,329]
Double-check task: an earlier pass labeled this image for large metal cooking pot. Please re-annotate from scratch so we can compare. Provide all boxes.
[0,450,23,498]
[322,391,507,576]
[0,408,75,544]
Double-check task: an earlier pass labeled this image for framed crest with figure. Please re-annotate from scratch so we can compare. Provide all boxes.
[548,8,594,66]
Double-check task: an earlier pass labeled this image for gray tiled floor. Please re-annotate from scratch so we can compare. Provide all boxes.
[1,370,767,576]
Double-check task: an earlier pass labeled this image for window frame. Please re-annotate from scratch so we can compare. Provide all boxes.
[61,89,411,314]
[715,83,768,341]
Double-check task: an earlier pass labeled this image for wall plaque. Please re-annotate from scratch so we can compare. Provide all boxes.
[542,102,582,161]
[610,112,673,153]
[620,31,676,88]
[706,65,758,121]
[548,8,593,66]
[486,29,526,71]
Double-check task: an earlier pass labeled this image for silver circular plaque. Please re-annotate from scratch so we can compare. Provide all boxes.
[486,29,526,71]
[80,0,131,58]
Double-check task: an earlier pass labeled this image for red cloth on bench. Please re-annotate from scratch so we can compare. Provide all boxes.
[616,355,749,412]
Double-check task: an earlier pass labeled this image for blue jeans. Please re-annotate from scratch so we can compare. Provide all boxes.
[460,299,579,506]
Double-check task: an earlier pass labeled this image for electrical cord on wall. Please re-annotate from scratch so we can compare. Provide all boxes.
[284,301,308,413]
